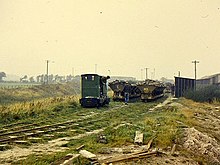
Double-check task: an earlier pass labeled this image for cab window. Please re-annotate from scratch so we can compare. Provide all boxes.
[84,75,95,81]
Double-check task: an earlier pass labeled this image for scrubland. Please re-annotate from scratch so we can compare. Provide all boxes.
[0,84,219,164]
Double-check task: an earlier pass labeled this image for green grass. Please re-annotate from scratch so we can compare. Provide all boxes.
[15,98,183,164]
[1,89,207,165]
[0,82,80,104]
[0,96,80,125]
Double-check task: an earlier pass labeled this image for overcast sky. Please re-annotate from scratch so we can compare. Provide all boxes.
[1,0,220,80]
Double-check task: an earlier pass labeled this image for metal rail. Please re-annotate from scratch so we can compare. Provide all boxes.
[0,105,124,146]
[0,113,104,144]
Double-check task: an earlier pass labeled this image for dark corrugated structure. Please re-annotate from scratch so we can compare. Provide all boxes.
[197,73,220,86]
[175,77,195,98]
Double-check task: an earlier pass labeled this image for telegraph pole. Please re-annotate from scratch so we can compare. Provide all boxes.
[46,60,54,84]
[46,60,49,84]
[145,68,149,80]
[192,60,199,90]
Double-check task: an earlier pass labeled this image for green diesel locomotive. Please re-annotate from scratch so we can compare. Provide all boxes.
[79,74,110,108]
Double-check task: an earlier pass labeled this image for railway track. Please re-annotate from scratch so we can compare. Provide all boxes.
[1,103,160,165]
[0,104,126,156]
[0,104,129,144]
[0,112,103,145]
[0,105,124,145]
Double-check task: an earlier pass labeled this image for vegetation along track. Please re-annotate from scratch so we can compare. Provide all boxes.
[0,97,168,164]
[0,112,102,144]
[0,103,129,146]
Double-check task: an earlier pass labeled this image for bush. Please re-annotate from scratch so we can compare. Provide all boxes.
[184,85,220,102]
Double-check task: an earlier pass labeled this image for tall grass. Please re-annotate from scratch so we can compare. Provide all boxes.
[13,97,201,164]
[0,82,80,104]
[184,85,220,102]
[0,96,79,124]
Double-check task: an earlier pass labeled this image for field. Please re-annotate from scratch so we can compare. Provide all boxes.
[0,82,39,89]
[0,81,80,104]
[0,83,219,165]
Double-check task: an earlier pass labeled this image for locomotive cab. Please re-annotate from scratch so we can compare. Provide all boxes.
[80,74,110,107]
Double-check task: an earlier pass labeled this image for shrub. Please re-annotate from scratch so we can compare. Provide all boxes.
[184,85,220,102]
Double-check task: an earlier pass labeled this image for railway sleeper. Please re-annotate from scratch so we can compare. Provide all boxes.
[28,137,43,143]
[0,144,11,151]
[43,134,55,138]
[0,119,96,144]
[14,140,29,145]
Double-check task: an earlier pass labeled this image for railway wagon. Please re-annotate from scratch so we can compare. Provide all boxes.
[137,79,165,102]
[79,74,110,107]
[108,80,141,101]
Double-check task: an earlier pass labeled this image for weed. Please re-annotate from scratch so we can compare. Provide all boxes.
[0,96,79,124]
[3,95,205,164]
[184,85,220,103]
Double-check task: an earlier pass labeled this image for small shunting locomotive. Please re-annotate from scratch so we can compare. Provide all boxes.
[80,74,110,108]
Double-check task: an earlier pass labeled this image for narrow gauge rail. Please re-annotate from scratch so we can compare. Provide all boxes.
[0,122,45,134]
[0,104,126,146]
[1,121,29,128]
[0,113,102,144]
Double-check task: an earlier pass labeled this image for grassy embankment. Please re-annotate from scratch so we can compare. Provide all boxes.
[14,97,201,165]
[0,82,80,124]
[1,84,217,164]
[0,82,80,104]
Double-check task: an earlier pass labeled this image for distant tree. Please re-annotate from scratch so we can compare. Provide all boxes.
[66,75,74,82]
[48,74,54,83]
[20,75,28,82]
[0,72,6,81]
[29,76,35,83]
[37,75,44,83]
